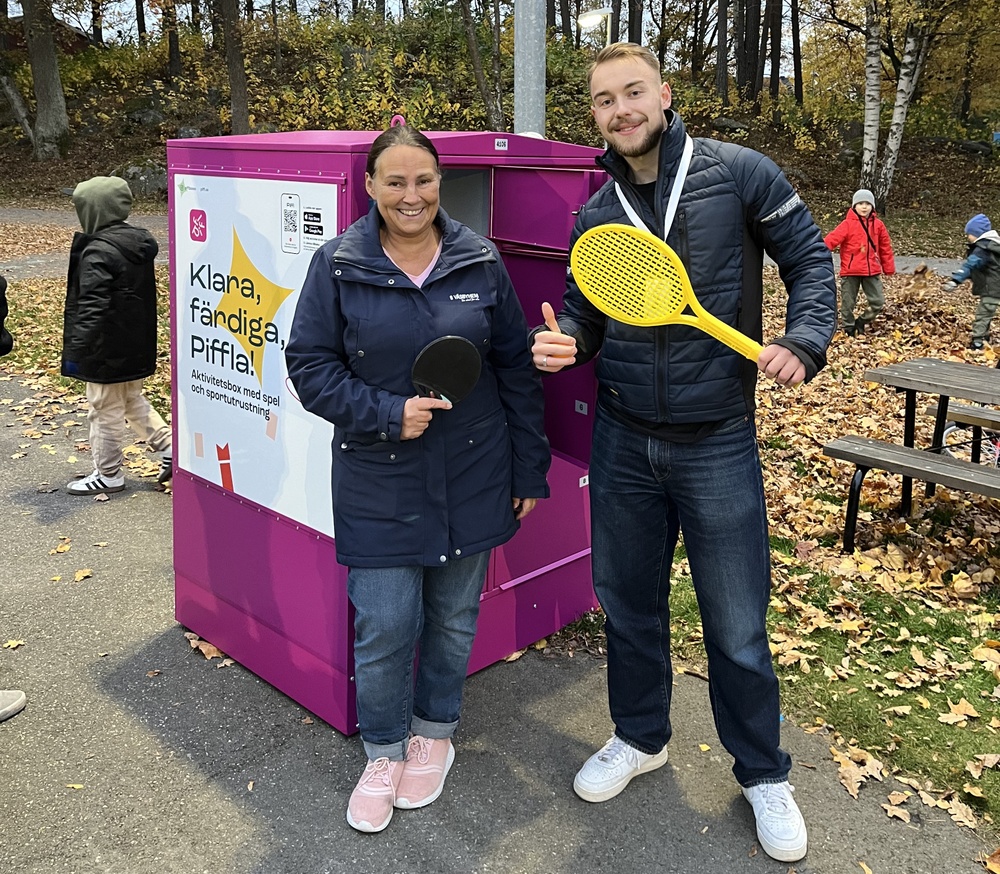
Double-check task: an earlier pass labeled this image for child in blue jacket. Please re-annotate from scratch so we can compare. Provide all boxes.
[942,213,1000,350]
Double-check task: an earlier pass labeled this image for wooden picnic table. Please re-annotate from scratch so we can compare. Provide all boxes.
[823,357,1000,551]
[863,358,1000,511]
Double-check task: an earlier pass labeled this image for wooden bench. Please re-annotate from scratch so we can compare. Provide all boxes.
[925,402,1000,465]
[823,435,1000,552]
[925,402,1000,432]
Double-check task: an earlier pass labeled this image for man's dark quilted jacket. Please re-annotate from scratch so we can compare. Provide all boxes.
[555,111,836,424]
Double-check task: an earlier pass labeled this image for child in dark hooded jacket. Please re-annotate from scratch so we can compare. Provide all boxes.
[824,188,896,336]
[61,176,172,494]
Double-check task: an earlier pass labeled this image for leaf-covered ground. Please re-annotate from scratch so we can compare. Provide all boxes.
[0,221,74,260]
[758,267,998,591]
[755,269,999,835]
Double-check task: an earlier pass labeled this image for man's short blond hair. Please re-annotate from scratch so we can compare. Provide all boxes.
[587,42,662,92]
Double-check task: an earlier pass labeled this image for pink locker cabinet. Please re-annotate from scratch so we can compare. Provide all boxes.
[167,130,604,734]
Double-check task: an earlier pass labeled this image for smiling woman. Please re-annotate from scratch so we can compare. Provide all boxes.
[284,123,550,835]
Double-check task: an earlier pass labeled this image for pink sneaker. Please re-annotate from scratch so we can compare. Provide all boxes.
[394,736,456,809]
[346,757,404,833]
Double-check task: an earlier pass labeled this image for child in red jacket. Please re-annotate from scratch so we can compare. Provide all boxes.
[824,189,896,336]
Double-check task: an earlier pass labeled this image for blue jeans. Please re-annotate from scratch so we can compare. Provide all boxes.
[347,550,490,762]
[589,407,791,787]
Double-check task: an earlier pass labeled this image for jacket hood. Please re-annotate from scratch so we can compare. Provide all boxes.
[72,176,133,234]
[974,229,1000,246]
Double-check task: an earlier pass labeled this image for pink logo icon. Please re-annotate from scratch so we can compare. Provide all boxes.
[189,209,207,241]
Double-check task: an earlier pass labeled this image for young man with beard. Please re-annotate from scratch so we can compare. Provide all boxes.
[530,43,835,863]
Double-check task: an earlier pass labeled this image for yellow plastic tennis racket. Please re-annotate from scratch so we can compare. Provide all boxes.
[570,223,764,362]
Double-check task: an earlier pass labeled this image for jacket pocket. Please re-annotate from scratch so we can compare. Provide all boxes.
[333,438,406,520]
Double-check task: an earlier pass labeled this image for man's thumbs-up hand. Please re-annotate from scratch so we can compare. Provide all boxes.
[532,302,577,372]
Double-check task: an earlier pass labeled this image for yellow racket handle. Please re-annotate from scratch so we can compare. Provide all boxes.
[690,309,764,362]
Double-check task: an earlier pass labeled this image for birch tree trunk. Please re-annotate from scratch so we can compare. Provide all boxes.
[873,23,933,210]
[860,0,881,192]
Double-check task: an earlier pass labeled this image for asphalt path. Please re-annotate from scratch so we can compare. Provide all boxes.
[0,208,169,281]
[0,208,989,873]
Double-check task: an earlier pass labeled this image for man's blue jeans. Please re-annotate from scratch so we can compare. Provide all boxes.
[589,406,791,787]
[348,550,490,762]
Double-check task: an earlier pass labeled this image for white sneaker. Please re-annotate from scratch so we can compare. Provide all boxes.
[573,735,668,802]
[742,781,808,862]
[66,470,126,495]
[0,690,26,722]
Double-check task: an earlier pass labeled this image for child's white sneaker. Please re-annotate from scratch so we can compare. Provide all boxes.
[66,470,125,495]
[157,450,173,484]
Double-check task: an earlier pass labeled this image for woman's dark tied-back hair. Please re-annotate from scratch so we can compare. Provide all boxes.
[366,125,441,177]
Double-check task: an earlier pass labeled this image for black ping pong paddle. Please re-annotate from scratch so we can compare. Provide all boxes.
[411,335,482,404]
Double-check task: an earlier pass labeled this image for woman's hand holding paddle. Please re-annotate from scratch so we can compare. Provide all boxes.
[402,396,452,440]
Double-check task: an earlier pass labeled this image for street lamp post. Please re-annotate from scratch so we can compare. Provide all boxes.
[578,7,612,48]
[513,0,546,135]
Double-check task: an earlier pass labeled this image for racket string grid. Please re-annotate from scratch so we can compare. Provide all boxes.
[572,234,686,324]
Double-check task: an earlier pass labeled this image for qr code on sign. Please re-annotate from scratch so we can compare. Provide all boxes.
[283,207,298,235]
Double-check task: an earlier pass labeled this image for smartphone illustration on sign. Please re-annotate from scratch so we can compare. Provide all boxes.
[281,193,300,254]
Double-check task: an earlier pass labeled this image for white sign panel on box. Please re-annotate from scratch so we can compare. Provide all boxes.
[173,174,337,536]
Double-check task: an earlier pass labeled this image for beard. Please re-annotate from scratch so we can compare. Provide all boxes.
[609,114,665,158]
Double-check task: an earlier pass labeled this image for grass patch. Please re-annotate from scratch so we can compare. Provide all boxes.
[775,585,1000,810]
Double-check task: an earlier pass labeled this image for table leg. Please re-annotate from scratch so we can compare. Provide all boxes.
[924,395,951,498]
[901,389,915,515]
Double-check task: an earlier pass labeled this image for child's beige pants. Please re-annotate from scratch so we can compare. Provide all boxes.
[86,380,171,477]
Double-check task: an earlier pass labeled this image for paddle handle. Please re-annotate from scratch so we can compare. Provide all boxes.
[697,309,765,362]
